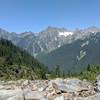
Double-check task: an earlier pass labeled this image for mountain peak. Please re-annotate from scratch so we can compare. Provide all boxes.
[20,31,35,37]
[45,26,67,31]
[84,26,100,33]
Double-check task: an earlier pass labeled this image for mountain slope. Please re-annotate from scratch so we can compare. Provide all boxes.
[37,32,100,73]
[0,39,48,80]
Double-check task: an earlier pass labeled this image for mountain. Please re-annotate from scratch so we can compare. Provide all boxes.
[37,32,100,73]
[0,39,48,80]
[0,27,84,56]
[0,26,100,57]
[0,27,74,56]
[0,26,100,74]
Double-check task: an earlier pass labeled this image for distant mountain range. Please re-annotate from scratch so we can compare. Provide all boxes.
[0,26,100,57]
[0,26,100,73]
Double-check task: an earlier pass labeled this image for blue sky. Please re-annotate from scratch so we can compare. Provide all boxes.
[0,0,100,33]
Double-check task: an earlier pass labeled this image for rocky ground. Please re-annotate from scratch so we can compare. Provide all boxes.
[0,75,100,100]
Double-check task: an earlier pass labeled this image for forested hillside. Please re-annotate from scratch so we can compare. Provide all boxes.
[0,39,48,80]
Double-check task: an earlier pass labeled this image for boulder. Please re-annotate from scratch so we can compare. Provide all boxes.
[31,84,38,91]
[54,95,64,100]
[95,74,100,92]
[84,93,100,100]
[54,78,89,93]
[63,93,74,100]
[0,87,24,100]
[24,89,46,100]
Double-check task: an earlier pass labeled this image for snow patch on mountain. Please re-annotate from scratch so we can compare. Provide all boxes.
[59,31,73,37]
[77,50,86,61]
[81,41,89,47]
[58,44,61,48]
